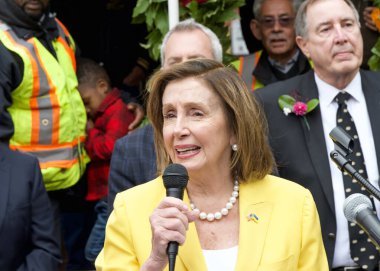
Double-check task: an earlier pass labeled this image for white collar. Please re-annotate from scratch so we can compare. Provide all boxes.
[315,72,363,107]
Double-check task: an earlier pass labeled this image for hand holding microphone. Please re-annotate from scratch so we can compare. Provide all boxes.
[146,164,198,271]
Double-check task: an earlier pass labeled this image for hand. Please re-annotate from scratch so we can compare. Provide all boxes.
[363,7,378,32]
[122,65,146,87]
[127,102,145,131]
[142,197,198,270]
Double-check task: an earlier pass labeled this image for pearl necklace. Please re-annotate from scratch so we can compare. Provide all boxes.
[190,180,239,222]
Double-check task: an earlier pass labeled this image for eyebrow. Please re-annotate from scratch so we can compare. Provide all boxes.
[316,21,331,29]
[162,100,208,111]
[167,54,207,62]
[316,17,355,29]
[263,13,293,18]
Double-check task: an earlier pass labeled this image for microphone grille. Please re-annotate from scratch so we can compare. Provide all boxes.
[163,163,188,189]
[343,193,372,222]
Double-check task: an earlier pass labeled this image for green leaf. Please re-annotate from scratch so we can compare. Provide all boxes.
[368,54,380,71]
[133,0,150,17]
[131,14,146,24]
[155,9,169,35]
[306,99,319,113]
[214,9,239,23]
[131,0,245,64]
[278,95,296,110]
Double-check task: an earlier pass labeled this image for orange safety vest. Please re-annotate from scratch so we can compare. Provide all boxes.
[0,18,89,191]
[238,51,264,91]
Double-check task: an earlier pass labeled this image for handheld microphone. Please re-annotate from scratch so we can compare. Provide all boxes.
[162,163,189,271]
[343,193,380,249]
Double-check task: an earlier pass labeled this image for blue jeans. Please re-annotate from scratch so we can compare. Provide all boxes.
[85,198,108,262]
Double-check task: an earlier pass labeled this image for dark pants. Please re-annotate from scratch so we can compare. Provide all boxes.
[48,177,96,270]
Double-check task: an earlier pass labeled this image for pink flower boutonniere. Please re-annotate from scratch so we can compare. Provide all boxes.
[278,93,319,130]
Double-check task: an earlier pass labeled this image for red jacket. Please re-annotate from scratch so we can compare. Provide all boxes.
[85,88,134,200]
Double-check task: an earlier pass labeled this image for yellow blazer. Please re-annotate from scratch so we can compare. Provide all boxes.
[96,175,328,270]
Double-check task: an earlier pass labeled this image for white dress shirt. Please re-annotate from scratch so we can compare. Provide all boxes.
[315,72,380,268]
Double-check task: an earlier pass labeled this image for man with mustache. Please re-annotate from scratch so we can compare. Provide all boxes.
[255,0,380,269]
[238,0,312,91]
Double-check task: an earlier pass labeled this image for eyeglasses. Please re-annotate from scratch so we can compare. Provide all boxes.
[258,16,295,29]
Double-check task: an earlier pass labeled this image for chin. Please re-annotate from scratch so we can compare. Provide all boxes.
[175,161,201,172]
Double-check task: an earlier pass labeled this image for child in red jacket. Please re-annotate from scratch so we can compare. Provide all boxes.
[77,58,135,201]
[77,58,135,262]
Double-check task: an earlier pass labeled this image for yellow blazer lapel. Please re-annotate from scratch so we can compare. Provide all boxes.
[235,182,273,270]
[177,191,208,271]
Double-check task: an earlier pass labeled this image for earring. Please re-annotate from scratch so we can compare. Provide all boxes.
[232,144,238,152]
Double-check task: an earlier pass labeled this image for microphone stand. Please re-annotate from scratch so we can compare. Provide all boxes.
[330,150,380,201]
[329,126,380,202]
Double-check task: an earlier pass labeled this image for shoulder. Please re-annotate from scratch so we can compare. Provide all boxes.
[108,97,134,118]
[243,175,313,203]
[360,69,380,82]
[115,124,153,149]
[0,145,41,186]
[120,124,153,146]
[114,177,164,210]
[254,70,315,101]
[0,144,37,166]
[126,124,153,140]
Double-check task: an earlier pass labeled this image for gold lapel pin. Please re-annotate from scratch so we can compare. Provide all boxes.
[247,213,259,223]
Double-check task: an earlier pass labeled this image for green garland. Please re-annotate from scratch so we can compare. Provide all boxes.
[132,0,245,64]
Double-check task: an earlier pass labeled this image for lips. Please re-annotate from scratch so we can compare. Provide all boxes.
[270,38,286,43]
[175,146,200,155]
[333,50,353,60]
[334,51,350,56]
[24,0,43,12]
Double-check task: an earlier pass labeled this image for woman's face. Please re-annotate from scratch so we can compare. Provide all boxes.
[162,77,235,175]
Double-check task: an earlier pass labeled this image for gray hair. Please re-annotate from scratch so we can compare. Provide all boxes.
[253,0,303,19]
[295,0,360,38]
[160,18,223,65]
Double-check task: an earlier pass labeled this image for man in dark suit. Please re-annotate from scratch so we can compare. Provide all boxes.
[0,143,61,270]
[255,0,380,270]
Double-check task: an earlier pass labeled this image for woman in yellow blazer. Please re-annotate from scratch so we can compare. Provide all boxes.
[96,59,328,270]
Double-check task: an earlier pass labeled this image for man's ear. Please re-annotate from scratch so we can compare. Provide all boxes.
[250,19,262,41]
[296,36,310,59]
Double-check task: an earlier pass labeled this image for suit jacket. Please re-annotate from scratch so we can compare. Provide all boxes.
[0,143,61,270]
[108,124,156,211]
[96,175,328,270]
[254,70,380,268]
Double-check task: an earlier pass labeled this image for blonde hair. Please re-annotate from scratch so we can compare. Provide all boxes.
[147,59,274,182]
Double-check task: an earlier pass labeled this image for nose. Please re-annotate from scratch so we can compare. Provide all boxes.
[173,116,190,138]
[333,25,348,44]
[272,20,282,32]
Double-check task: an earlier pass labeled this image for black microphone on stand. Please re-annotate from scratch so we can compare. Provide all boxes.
[162,163,189,271]
[344,193,380,249]
[329,126,380,201]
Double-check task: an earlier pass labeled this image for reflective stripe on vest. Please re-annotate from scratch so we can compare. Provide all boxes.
[55,18,76,70]
[239,51,264,91]
[11,136,86,169]
[2,30,59,145]
[0,20,88,190]
[239,51,263,91]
